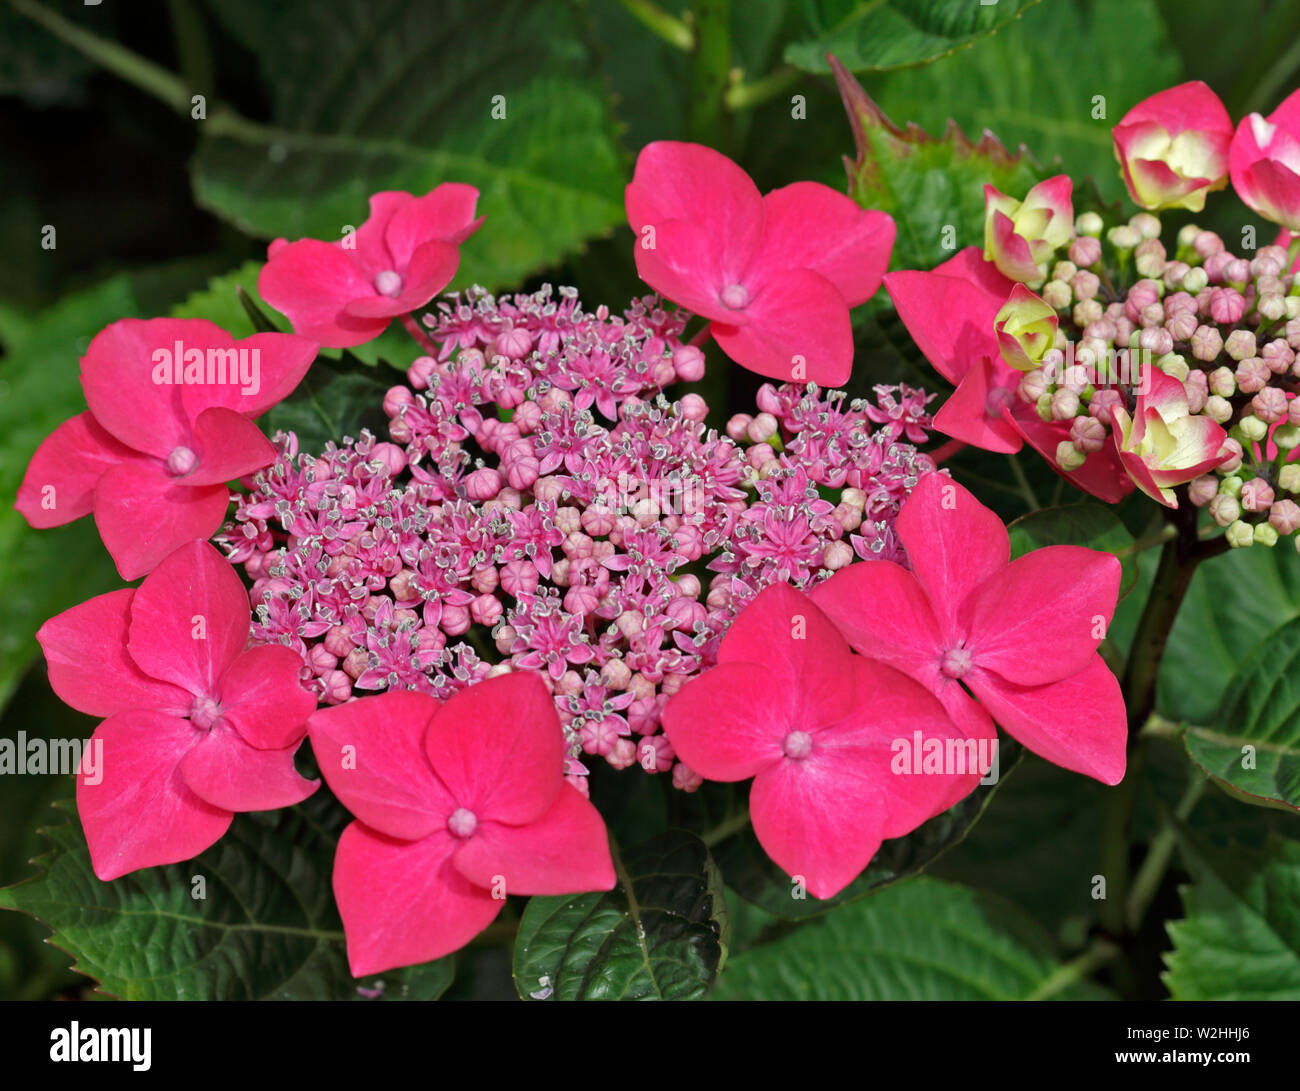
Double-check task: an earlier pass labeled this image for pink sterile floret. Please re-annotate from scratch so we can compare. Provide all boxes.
[37,540,318,880]
[625,141,895,386]
[660,581,988,899]
[16,317,318,580]
[811,473,1127,785]
[308,670,614,975]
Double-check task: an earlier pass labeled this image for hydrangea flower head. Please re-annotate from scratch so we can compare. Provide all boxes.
[661,581,987,899]
[308,671,614,975]
[37,540,318,880]
[624,141,895,385]
[16,318,317,579]
[811,474,1127,785]
[982,175,1073,283]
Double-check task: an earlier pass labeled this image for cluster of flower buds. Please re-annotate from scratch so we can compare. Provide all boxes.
[999,203,1300,548]
[220,286,934,796]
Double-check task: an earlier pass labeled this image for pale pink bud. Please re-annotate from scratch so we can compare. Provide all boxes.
[505,454,540,491]
[306,644,337,674]
[1209,493,1241,526]
[726,413,752,442]
[1236,356,1270,393]
[601,658,632,690]
[1069,415,1107,453]
[383,385,414,417]
[1069,236,1102,267]
[407,356,437,389]
[672,762,703,793]
[323,625,354,657]
[1252,386,1289,424]
[1216,437,1244,473]
[1089,389,1125,422]
[1190,324,1223,361]
[823,540,855,570]
[1051,389,1080,420]
[637,735,675,773]
[470,594,502,626]
[321,670,353,704]
[501,558,540,597]
[513,400,542,433]
[1165,310,1198,342]
[1241,478,1276,512]
[607,737,638,770]
[1270,499,1300,535]
[464,466,503,501]
[673,344,706,382]
[1210,288,1246,325]
[342,648,369,679]
[678,393,708,421]
[1188,475,1219,506]
[747,443,776,469]
[1224,329,1258,361]
[747,412,779,442]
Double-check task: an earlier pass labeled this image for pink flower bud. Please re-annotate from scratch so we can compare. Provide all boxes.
[323,625,354,657]
[383,385,414,417]
[726,413,752,442]
[1188,475,1219,506]
[1252,386,1289,424]
[1236,356,1270,393]
[746,412,779,443]
[1069,236,1102,266]
[1217,436,1244,473]
[501,558,540,598]
[464,466,503,500]
[470,594,502,626]
[672,762,703,793]
[1209,493,1241,526]
[306,644,338,674]
[672,344,706,382]
[678,392,708,421]
[607,737,638,770]
[1070,414,1107,452]
[1210,288,1247,325]
[321,670,353,704]
[505,453,540,491]
[1270,499,1300,535]
[637,734,675,773]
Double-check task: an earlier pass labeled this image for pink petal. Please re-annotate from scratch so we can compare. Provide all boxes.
[258,239,390,348]
[180,407,277,487]
[932,357,1023,452]
[883,250,1011,384]
[452,785,615,896]
[660,661,790,781]
[16,413,143,529]
[127,540,251,695]
[625,141,764,284]
[178,333,318,422]
[896,473,1008,638]
[333,822,501,976]
[1118,81,1232,140]
[748,744,888,900]
[631,218,743,322]
[37,589,190,718]
[966,654,1127,785]
[343,240,460,317]
[93,461,231,581]
[384,183,482,265]
[218,646,317,750]
[987,208,1041,281]
[711,267,853,385]
[755,183,894,305]
[809,560,942,678]
[423,671,565,826]
[180,722,317,812]
[717,581,856,730]
[79,318,194,458]
[961,546,1120,686]
[348,191,415,278]
[1006,407,1136,503]
[77,710,230,881]
[307,691,450,841]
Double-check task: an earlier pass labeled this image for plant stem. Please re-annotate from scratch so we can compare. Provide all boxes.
[617,0,694,50]
[929,438,967,464]
[688,324,714,349]
[687,0,730,148]
[1008,453,1040,510]
[1098,738,1146,936]
[1125,773,1206,931]
[724,65,802,111]
[1024,937,1120,1001]
[401,313,441,356]
[701,808,751,848]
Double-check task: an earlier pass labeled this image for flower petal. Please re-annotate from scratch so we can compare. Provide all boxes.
[962,545,1120,686]
[308,690,449,840]
[93,462,231,581]
[423,671,565,826]
[127,540,251,695]
[452,785,615,896]
[932,357,1023,453]
[333,822,501,976]
[218,646,317,750]
[180,723,317,812]
[37,589,190,718]
[77,710,230,881]
[258,239,390,348]
[966,654,1127,785]
[180,407,277,487]
[178,333,319,422]
[384,183,483,264]
[16,412,143,529]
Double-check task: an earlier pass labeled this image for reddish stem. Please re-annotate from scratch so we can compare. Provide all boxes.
[929,438,967,464]
[688,323,714,349]
[401,313,441,357]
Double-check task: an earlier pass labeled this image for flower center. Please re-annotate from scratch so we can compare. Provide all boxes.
[447,807,478,838]
[940,645,973,679]
[720,283,750,310]
[189,695,222,730]
[165,445,198,476]
[375,269,404,297]
[783,730,813,760]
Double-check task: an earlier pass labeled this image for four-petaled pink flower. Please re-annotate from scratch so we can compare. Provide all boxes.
[1113,82,1232,212]
[1229,88,1300,230]
[982,175,1073,283]
[1111,366,1230,507]
[308,671,615,975]
[884,248,1135,503]
[624,141,895,386]
[38,541,318,880]
[260,186,484,348]
[16,318,317,579]
[811,474,1127,785]
[661,581,988,900]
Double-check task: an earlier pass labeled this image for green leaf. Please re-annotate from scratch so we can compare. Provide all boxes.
[0,794,453,1000]
[1183,615,1300,813]
[1157,545,1300,725]
[786,0,1043,74]
[0,277,140,711]
[1008,502,1139,598]
[261,356,396,452]
[833,57,1044,272]
[1164,833,1300,1000]
[193,0,626,291]
[712,875,1108,999]
[512,830,727,1000]
[863,0,1181,205]
[716,741,1020,920]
